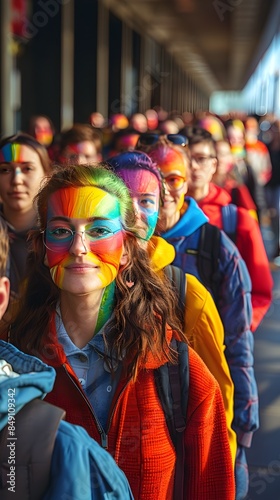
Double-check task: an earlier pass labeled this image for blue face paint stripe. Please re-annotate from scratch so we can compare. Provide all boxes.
[0,144,13,161]
[14,167,23,176]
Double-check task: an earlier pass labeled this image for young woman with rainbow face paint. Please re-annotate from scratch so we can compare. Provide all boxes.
[0,133,52,298]
[109,151,163,241]
[8,164,235,500]
[110,150,237,468]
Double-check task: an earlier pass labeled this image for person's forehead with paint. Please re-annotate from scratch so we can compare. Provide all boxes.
[44,184,125,291]
[0,142,39,165]
[0,137,51,217]
[148,144,189,213]
[109,151,163,240]
[0,135,51,173]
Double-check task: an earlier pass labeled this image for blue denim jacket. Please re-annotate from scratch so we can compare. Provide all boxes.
[0,341,133,500]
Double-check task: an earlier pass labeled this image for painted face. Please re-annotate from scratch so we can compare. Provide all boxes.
[117,168,160,240]
[33,117,53,146]
[45,186,125,292]
[0,143,46,215]
[151,148,188,220]
[60,141,100,165]
[115,134,140,152]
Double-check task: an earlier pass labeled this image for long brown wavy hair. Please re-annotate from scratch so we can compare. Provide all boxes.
[11,164,186,380]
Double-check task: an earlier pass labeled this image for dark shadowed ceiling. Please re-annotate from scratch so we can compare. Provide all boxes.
[105,0,278,96]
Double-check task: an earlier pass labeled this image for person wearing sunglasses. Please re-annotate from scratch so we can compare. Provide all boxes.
[141,141,259,500]
[136,132,188,151]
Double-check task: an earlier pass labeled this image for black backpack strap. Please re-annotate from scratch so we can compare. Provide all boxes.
[163,264,186,321]
[155,338,189,500]
[221,204,238,244]
[198,222,221,299]
[230,186,238,206]
[0,398,65,500]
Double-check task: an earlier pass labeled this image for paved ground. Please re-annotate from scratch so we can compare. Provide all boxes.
[246,231,280,500]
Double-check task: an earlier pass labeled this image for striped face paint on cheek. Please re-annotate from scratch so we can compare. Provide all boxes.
[117,168,160,240]
[49,230,124,289]
[0,143,23,162]
[46,186,124,290]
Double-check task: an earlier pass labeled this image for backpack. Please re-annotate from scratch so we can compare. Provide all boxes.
[0,398,65,500]
[221,203,238,244]
[197,204,238,297]
[163,263,186,322]
[197,223,221,298]
[155,264,189,500]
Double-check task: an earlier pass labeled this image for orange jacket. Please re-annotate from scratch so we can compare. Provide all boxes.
[198,183,273,331]
[40,315,235,500]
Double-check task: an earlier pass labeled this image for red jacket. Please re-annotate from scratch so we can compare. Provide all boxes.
[198,183,273,331]
[41,315,235,500]
[221,178,258,218]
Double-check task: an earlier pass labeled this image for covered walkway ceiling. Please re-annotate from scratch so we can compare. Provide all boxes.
[104,0,278,96]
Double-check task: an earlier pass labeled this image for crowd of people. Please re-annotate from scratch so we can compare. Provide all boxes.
[0,107,276,499]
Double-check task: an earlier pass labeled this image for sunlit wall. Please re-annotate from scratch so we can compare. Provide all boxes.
[210,31,280,117]
[242,33,280,117]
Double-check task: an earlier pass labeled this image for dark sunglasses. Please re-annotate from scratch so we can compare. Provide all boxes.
[137,133,188,148]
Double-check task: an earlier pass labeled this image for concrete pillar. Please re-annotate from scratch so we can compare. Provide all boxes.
[97,0,109,119]
[61,0,74,129]
[120,23,133,116]
[0,1,14,135]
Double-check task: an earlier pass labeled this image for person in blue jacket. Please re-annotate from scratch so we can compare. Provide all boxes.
[138,138,259,500]
[0,218,133,500]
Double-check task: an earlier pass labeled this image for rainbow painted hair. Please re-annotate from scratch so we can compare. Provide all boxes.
[109,150,165,203]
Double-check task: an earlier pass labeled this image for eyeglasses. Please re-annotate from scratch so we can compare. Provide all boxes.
[164,174,186,191]
[42,224,121,252]
[137,133,188,148]
[190,155,216,167]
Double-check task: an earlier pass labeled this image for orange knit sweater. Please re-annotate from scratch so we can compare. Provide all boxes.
[40,318,235,500]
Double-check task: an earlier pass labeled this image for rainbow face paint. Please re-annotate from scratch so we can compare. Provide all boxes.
[117,168,160,240]
[35,130,53,147]
[60,142,99,164]
[0,144,46,215]
[149,147,188,212]
[45,186,125,290]
[64,143,85,155]
[0,143,23,162]
[151,147,187,178]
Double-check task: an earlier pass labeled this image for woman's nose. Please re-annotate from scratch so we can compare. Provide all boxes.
[12,167,24,183]
[69,232,88,254]
[163,180,171,193]
[132,199,142,218]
